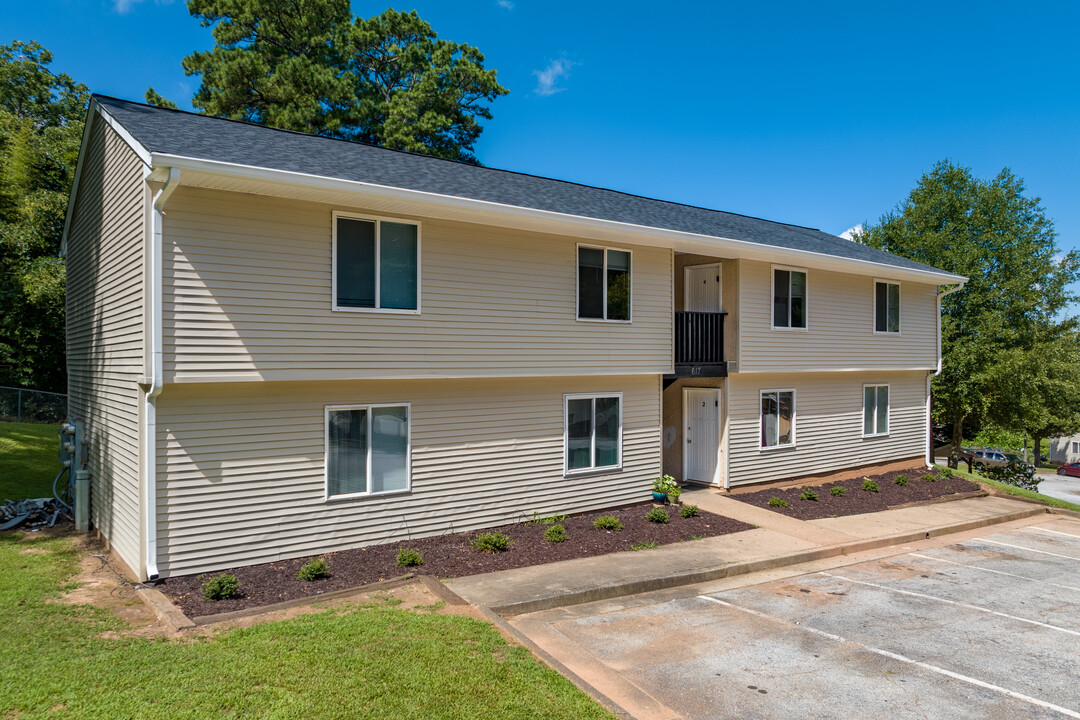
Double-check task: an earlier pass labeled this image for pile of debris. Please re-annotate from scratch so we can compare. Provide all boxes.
[1,498,72,531]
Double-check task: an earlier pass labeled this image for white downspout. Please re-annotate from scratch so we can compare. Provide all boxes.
[926,282,966,466]
[144,167,180,581]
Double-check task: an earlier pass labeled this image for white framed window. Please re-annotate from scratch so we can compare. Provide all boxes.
[772,266,807,329]
[760,389,796,449]
[863,384,889,437]
[325,403,411,499]
[564,393,623,474]
[577,245,631,322]
[1072,441,1079,454]
[333,211,421,313]
[874,280,900,333]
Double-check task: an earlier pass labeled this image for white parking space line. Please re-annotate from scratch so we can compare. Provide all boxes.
[820,572,1080,638]
[908,552,1080,593]
[983,539,1080,561]
[1028,526,1080,541]
[698,595,1080,719]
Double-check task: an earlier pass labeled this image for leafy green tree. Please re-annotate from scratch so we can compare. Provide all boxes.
[0,41,88,393]
[856,160,1080,447]
[180,1,507,164]
[144,87,179,110]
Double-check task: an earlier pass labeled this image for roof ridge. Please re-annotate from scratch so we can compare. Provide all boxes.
[92,94,831,237]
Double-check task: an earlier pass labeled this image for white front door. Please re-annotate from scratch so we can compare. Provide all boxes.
[685,263,722,313]
[684,387,721,485]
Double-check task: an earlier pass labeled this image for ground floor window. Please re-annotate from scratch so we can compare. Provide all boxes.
[326,404,410,499]
[863,384,890,437]
[1072,441,1079,454]
[565,393,622,473]
[760,389,795,449]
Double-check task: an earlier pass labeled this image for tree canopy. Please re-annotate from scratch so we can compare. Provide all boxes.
[176,0,508,164]
[856,159,1080,447]
[0,41,88,393]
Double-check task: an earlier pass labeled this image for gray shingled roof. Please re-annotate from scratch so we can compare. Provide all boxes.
[95,95,953,278]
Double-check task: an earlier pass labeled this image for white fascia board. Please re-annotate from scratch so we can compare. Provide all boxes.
[149,152,968,286]
[60,100,154,256]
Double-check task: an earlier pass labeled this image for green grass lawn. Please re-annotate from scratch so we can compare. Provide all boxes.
[0,532,612,720]
[0,421,61,500]
[935,463,1080,513]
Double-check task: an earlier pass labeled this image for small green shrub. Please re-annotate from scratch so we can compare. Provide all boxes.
[646,507,670,524]
[920,473,938,483]
[630,541,659,551]
[544,524,568,543]
[800,487,819,502]
[894,473,909,486]
[830,486,846,497]
[940,467,954,479]
[863,479,880,492]
[471,531,513,553]
[593,515,623,531]
[201,574,241,601]
[396,548,423,567]
[767,496,789,508]
[297,557,330,581]
[680,504,700,518]
[524,512,567,526]
[982,461,1042,492]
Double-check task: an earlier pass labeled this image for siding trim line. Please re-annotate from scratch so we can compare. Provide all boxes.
[147,153,967,286]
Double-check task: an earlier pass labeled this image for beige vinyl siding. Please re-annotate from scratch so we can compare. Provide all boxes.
[727,370,927,486]
[738,260,938,372]
[154,375,660,576]
[161,187,673,383]
[65,118,147,568]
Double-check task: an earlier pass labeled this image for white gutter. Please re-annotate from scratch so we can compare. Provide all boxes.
[149,152,967,287]
[926,282,966,466]
[143,166,180,581]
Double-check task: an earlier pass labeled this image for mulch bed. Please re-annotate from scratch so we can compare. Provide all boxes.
[731,466,982,521]
[161,502,753,617]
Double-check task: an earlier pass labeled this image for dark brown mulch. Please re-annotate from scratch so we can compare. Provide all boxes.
[731,466,982,521]
[161,502,753,617]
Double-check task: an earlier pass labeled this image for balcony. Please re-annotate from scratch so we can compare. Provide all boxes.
[671,311,727,378]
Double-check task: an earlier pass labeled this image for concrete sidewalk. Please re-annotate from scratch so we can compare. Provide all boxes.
[446,494,1048,615]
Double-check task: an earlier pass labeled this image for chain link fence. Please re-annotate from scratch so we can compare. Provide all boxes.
[0,386,67,424]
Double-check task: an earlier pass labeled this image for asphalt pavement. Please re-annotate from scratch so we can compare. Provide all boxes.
[513,516,1080,719]
[1036,471,1080,506]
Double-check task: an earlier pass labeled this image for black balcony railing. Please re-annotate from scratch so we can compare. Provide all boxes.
[674,311,726,372]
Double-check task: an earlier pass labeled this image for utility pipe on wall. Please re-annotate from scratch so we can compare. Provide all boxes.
[143,167,180,582]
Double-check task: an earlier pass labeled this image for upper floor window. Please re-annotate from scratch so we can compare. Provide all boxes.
[334,213,419,312]
[874,280,900,333]
[578,246,631,321]
[773,267,807,329]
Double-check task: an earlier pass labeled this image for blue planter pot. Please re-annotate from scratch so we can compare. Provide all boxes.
[652,491,667,504]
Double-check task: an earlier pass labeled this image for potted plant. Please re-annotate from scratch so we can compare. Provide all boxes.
[651,474,679,504]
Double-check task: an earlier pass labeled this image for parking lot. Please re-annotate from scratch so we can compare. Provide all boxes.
[515,517,1080,719]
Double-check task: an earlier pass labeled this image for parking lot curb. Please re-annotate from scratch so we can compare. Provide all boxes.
[487,503,1047,616]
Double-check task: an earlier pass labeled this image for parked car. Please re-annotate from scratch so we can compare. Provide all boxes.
[972,449,1010,470]
[1057,463,1080,477]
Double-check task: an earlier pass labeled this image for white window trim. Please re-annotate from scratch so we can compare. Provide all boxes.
[862,383,890,438]
[759,388,796,451]
[563,392,624,475]
[576,243,633,323]
[331,210,422,314]
[873,278,901,335]
[324,402,412,501]
[770,264,809,331]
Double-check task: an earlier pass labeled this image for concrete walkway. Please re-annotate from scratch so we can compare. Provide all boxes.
[446,494,1048,615]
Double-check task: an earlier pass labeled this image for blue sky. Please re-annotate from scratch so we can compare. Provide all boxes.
[8,1,1080,253]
